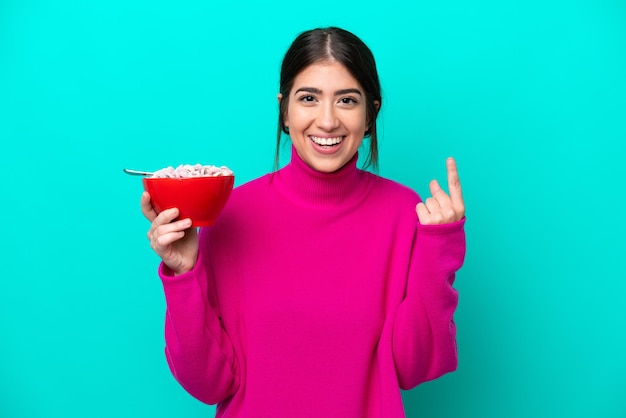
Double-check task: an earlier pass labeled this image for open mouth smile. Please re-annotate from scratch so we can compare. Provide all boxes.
[309,136,345,147]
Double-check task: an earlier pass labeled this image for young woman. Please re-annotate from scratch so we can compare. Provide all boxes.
[141,27,466,417]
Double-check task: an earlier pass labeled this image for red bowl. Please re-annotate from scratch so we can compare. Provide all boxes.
[143,175,234,227]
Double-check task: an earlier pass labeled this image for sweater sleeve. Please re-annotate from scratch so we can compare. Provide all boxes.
[392,217,466,390]
[159,232,239,405]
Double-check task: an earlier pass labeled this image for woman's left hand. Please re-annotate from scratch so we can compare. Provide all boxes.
[416,157,465,225]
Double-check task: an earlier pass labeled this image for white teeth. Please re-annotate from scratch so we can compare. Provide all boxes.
[310,136,343,146]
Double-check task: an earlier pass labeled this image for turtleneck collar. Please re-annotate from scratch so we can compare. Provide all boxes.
[272,146,375,210]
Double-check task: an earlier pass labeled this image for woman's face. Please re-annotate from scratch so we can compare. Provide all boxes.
[283,61,369,173]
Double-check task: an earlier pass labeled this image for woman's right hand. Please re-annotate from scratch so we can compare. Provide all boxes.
[141,192,199,275]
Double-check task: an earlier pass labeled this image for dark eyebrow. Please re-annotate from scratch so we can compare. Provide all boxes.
[294,87,362,96]
[335,88,362,96]
[294,87,322,95]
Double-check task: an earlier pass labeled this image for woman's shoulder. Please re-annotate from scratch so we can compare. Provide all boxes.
[364,171,422,205]
[227,173,275,205]
[206,173,275,233]
[233,172,273,191]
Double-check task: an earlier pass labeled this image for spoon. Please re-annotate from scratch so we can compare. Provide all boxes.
[123,168,153,176]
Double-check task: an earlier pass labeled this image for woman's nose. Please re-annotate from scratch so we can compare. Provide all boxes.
[316,103,340,131]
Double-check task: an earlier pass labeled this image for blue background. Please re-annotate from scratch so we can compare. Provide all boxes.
[1,0,625,417]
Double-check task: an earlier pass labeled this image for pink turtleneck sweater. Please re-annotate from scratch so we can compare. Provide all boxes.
[158,148,466,417]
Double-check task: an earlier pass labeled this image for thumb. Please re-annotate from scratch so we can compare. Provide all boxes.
[415,202,430,224]
[141,192,158,222]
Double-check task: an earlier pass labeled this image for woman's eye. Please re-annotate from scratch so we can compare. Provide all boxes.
[340,97,358,104]
[299,95,316,102]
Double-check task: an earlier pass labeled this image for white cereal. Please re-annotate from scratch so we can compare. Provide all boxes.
[151,164,233,178]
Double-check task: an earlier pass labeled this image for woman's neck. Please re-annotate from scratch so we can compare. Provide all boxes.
[272,146,375,209]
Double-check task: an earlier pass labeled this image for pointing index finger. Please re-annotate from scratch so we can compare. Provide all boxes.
[446,157,464,207]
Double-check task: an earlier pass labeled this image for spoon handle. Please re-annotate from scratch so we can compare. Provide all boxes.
[123,168,153,176]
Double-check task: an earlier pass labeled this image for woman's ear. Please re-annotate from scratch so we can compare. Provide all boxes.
[366,100,381,128]
[278,93,288,127]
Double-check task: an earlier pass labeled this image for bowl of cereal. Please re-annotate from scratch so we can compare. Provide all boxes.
[142,164,234,227]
